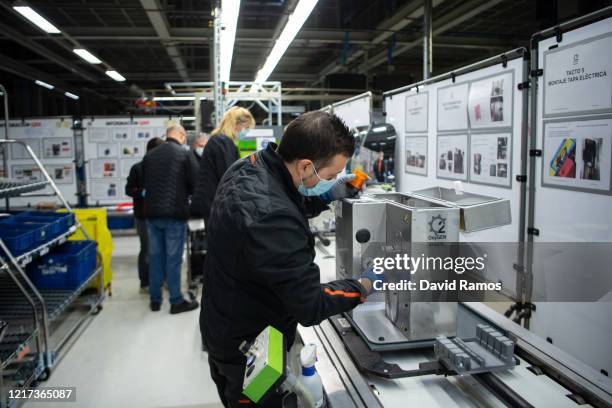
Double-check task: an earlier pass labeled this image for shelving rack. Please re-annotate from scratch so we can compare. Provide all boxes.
[0,86,104,408]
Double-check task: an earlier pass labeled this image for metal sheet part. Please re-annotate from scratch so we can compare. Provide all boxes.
[336,193,460,347]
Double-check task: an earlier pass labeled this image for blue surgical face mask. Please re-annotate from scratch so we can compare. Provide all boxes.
[298,162,335,196]
[195,146,204,157]
[237,129,249,139]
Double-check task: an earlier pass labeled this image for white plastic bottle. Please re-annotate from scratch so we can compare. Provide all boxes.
[299,344,325,408]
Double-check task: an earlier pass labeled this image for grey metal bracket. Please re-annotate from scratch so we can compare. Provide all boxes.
[434,324,516,375]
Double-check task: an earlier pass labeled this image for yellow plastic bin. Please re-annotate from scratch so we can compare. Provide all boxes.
[59,208,113,294]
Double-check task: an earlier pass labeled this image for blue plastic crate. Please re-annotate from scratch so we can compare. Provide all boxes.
[16,211,75,234]
[27,241,97,290]
[0,228,35,256]
[15,216,62,236]
[0,218,52,244]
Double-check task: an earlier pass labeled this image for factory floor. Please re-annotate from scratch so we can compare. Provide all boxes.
[24,235,223,408]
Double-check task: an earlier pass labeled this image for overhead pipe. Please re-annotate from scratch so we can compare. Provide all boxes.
[423,0,432,80]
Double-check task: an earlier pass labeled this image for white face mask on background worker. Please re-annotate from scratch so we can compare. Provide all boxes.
[236,127,249,139]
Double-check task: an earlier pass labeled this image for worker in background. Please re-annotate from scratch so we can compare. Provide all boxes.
[190,106,255,222]
[142,125,199,314]
[125,137,164,293]
[373,150,387,182]
[192,132,209,164]
[200,111,378,407]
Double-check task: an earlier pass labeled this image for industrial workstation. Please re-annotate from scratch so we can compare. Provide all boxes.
[0,1,611,407]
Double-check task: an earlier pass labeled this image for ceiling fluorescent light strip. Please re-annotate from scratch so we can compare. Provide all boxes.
[35,80,54,90]
[106,70,126,82]
[219,0,241,83]
[252,0,318,88]
[64,92,79,100]
[73,48,102,64]
[13,6,60,34]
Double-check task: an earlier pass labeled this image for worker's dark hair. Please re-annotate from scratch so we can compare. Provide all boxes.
[277,111,355,167]
[146,137,164,153]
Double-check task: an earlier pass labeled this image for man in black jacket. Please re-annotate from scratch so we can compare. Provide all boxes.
[143,125,199,314]
[125,137,164,292]
[200,112,376,407]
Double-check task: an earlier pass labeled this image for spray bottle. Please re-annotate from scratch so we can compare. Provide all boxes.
[298,344,325,408]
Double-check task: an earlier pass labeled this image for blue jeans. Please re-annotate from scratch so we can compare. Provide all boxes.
[146,218,187,305]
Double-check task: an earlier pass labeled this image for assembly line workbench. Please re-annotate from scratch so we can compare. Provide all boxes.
[297,240,612,408]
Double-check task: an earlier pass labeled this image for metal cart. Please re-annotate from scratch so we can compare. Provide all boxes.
[0,84,104,408]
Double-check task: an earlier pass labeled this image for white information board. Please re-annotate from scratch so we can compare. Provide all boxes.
[530,16,612,376]
[437,82,469,131]
[404,92,428,133]
[470,132,512,186]
[542,117,611,192]
[331,93,372,129]
[83,116,170,205]
[384,55,525,246]
[543,33,612,117]
[1,117,78,206]
[468,72,514,129]
[404,136,427,176]
[437,134,468,181]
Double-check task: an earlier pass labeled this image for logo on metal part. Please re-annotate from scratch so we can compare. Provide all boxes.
[428,215,447,240]
[573,53,579,65]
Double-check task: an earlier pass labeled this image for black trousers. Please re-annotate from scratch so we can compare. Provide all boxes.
[135,217,149,288]
[208,354,284,408]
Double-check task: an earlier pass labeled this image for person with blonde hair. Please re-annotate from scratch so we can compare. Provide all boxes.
[191,106,255,221]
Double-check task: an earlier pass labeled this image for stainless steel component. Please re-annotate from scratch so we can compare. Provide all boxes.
[336,193,460,348]
[412,186,511,232]
[335,198,386,281]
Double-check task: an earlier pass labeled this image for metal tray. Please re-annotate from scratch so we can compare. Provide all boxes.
[411,187,511,232]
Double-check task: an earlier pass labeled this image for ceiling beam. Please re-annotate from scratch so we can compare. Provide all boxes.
[27,27,405,43]
[358,0,506,73]
[54,72,319,82]
[21,27,525,47]
[0,21,98,84]
[139,0,190,81]
[312,0,446,85]
[0,53,106,99]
